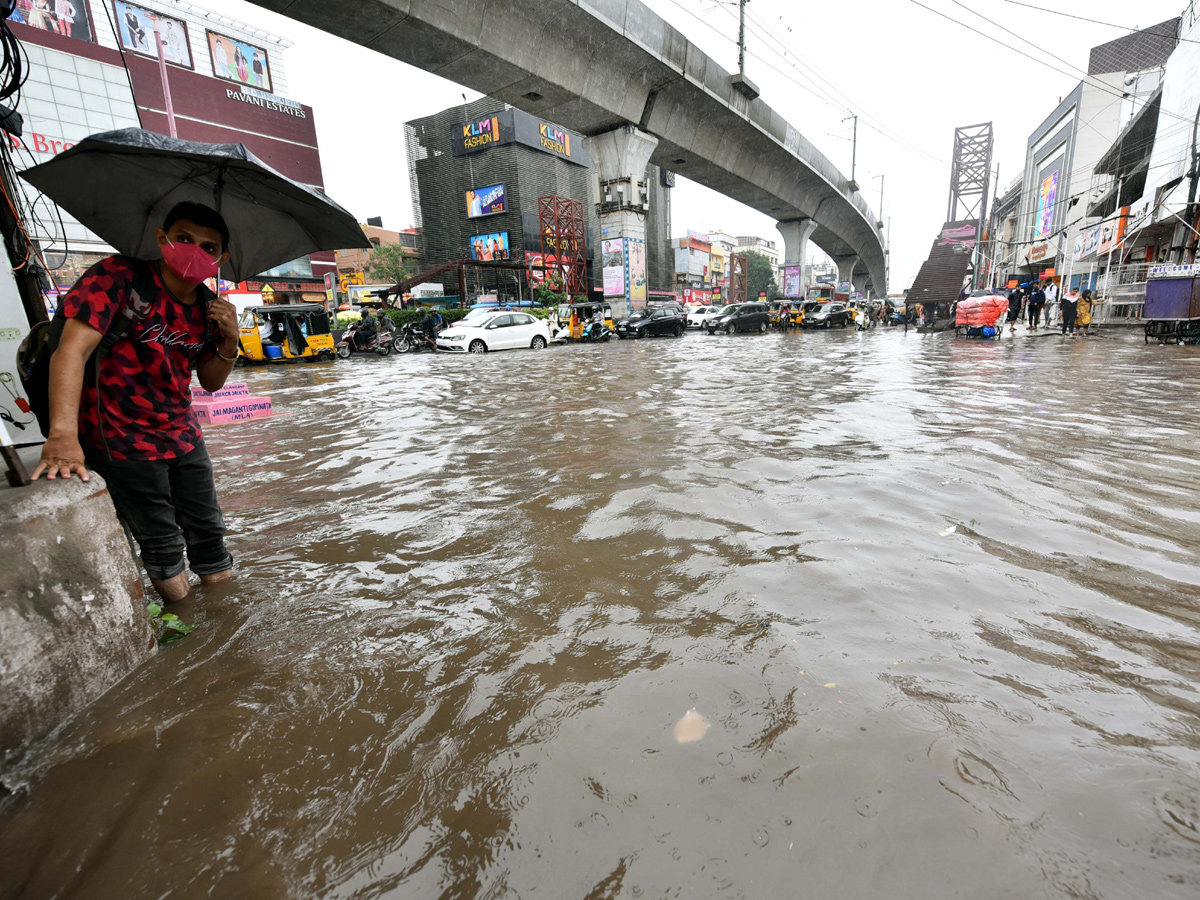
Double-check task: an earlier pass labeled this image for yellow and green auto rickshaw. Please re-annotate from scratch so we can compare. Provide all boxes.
[237,303,336,364]
[564,301,614,341]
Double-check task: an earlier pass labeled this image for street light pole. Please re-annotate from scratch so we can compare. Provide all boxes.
[874,174,884,221]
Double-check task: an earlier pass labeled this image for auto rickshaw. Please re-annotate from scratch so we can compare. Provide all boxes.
[790,300,822,327]
[238,303,337,364]
[564,301,614,341]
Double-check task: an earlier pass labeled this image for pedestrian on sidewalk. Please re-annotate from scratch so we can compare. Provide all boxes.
[1044,278,1059,327]
[1006,285,1022,333]
[32,202,238,603]
[1061,288,1079,336]
[1077,288,1094,337]
[1028,282,1046,329]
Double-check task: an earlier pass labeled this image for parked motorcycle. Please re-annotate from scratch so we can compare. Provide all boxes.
[336,324,394,358]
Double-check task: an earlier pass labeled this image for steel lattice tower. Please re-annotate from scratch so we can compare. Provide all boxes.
[538,195,587,296]
[946,123,994,224]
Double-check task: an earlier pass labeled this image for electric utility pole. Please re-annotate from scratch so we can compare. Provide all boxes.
[738,0,748,75]
[843,113,858,190]
[874,174,884,220]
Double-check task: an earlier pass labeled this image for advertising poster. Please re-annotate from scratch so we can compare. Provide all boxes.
[602,238,625,297]
[783,265,802,297]
[1083,224,1101,258]
[470,232,509,261]
[1035,170,1059,239]
[207,30,272,92]
[113,2,192,67]
[9,0,95,42]
[1072,233,1086,261]
[466,183,506,219]
[1095,220,1118,257]
[627,239,647,309]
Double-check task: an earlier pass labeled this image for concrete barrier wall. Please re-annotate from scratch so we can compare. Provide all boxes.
[0,461,154,774]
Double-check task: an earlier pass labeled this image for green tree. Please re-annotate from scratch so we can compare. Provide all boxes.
[365,242,412,285]
[745,251,781,301]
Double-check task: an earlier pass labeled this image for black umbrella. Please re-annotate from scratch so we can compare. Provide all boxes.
[19,128,370,282]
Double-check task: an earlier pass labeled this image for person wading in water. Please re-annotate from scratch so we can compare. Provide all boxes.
[32,202,239,603]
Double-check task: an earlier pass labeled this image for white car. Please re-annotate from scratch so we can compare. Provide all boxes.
[687,306,721,328]
[436,310,551,353]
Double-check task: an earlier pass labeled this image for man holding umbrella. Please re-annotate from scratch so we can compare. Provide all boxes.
[20,128,371,603]
[33,202,240,603]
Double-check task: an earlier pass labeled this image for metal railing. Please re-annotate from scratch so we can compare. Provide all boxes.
[1094,262,1149,324]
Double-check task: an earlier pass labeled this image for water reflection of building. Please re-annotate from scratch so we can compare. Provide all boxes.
[7,0,333,300]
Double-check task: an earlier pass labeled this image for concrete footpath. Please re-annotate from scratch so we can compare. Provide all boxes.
[1,447,154,778]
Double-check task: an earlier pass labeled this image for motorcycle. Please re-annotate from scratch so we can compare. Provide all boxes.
[581,320,614,342]
[336,324,394,358]
[394,322,440,353]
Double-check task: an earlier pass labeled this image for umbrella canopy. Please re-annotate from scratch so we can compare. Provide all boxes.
[19,128,370,282]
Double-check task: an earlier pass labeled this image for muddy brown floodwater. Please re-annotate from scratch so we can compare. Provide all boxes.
[3,327,1200,899]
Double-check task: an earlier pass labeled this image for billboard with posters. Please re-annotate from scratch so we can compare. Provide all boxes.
[9,0,95,43]
[113,2,192,67]
[1083,224,1101,258]
[627,239,647,309]
[207,30,272,93]
[470,232,509,260]
[1095,219,1118,257]
[783,265,802,297]
[466,183,506,218]
[602,238,625,297]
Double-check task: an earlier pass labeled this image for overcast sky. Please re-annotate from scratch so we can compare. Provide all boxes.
[201,0,1184,289]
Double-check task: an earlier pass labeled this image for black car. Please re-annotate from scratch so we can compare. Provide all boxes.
[616,306,685,338]
[706,302,770,334]
[802,302,852,329]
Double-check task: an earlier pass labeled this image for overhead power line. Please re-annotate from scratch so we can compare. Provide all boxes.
[999,0,1200,44]
[906,0,1194,125]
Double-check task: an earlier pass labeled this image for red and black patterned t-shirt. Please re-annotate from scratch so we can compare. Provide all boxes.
[63,256,217,461]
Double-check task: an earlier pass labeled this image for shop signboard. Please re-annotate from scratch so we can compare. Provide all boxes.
[627,239,647,310]
[466,183,506,218]
[1072,233,1086,262]
[113,2,193,68]
[207,30,273,93]
[1149,263,1200,279]
[1083,225,1101,258]
[602,238,626,297]
[9,1,96,43]
[783,265,802,297]
[452,109,590,167]
[470,232,510,260]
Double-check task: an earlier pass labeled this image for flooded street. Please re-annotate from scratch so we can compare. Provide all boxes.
[3,327,1200,899]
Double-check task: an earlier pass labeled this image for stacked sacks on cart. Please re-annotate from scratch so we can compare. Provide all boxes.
[955,292,1009,339]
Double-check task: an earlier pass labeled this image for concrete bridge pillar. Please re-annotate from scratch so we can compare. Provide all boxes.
[586,125,659,317]
[778,218,817,293]
[833,256,859,296]
[852,273,869,297]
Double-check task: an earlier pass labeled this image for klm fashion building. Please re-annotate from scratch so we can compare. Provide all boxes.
[405,97,672,302]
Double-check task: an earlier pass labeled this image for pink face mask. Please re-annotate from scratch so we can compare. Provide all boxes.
[162,239,222,286]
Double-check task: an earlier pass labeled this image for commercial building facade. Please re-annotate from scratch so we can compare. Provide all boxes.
[7,0,333,303]
[1012,18,1177,288]
[406,97,674,309]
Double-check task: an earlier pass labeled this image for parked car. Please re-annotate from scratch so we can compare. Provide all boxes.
[706,302,770,334]
[687,305,721,328]
[616,306,686,338]
[436,310,551,353]
[803,302,852,329]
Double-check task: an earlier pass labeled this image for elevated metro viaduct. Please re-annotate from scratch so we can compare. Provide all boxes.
[249,0,887,298]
